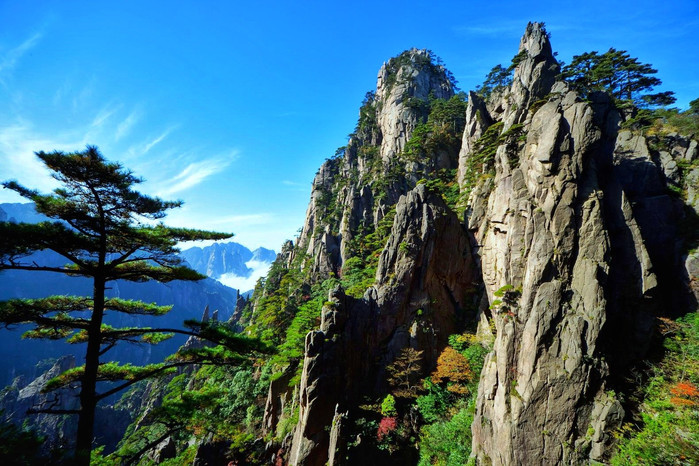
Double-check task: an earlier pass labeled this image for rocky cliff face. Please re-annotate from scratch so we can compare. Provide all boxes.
[256,22,698,466]
[466,24,696,465]
[296,49,458,279]
[0,356,132,456]
[288,185,477,465]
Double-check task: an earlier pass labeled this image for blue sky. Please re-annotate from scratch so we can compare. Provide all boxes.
[1,0,697,251]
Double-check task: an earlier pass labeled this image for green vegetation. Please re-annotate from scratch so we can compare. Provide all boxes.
[246,252,309,345]
[561,48,674,106]
[459,121,502,198]
[418,168,461,211]
[274,278,340,384]
[110,363,274,465]
[611,312,699,464]
[381,394,397,417]
[356,90,379,140]
[476,48,532,98]
[415,333,489,465]
[383,50,458,94]
[633,103,699,137]
[0,147,243,464]
[403,94,468,163]
[418,402,475,466]
[341,256,376,298]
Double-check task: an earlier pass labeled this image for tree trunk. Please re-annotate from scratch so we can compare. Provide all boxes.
[75,274,106,465]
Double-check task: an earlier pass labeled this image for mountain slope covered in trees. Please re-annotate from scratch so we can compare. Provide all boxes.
[4,22,698,465]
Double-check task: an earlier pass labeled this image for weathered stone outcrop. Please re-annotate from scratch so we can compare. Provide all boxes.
[0,356,132,456]
[0,356,79,454]
[268,21,698,466]
[457,91,491,186]
[296,50,457,278]
[468,23,696,465]
[375,48,455,161]
[262,368,295,436]
[288,184,478,465]
[470,87,630,465]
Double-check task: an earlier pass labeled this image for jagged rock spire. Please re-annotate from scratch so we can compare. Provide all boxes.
[501,22,560,129]
[375,48,455,161]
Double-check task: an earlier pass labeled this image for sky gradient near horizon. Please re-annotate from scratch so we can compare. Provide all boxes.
[1,0,697,251]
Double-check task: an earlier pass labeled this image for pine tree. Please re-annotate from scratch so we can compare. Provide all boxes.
[0,147,265,464]
[561,48,675,106]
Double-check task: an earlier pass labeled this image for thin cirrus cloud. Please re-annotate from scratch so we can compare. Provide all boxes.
[156,156,235,196]
[115,109,142,141]
[0,121,87,200]
[142,128,174,154]
[282,179,309,192]
[452,22,525,38]
[90,106,119,129]
[123,126,178,161]
[0,32,43,81]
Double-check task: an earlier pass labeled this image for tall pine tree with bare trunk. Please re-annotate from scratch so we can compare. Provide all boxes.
[0,146,257,464]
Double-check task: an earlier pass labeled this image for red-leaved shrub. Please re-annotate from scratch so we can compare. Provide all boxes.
[670,381,699,398]
[377,416,397,441]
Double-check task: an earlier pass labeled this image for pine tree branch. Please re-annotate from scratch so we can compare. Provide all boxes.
[98,341,117,356]
[0,263,82,274]
[95,362,191,401]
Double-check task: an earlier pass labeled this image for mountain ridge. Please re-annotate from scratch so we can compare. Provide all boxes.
[250,22,698,466]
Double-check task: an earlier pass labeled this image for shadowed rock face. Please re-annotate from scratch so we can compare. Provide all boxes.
[289,185,478,466]
[266,22,698,466]
[0,356,132,456]
[296,49,457,280]
[467,23,695,465]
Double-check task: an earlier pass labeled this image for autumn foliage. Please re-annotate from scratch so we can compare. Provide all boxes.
[377,417,397,441]
[669,381,699,407]
[431,347,473,395]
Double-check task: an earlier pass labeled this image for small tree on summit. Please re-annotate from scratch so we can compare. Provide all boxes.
[0,147,267,464]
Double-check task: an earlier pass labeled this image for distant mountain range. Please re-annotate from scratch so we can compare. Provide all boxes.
[181,242,276,279]
[0,203,275,386]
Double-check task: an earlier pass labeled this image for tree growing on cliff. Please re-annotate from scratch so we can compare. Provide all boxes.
[0,147,266,464]
[561,48,675,106]
[431,346,473,395]
[387,347,424,398]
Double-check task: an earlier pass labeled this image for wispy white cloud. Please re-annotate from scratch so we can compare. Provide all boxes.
[453,21,574,39]
[165,207,299,252]
[91,105,120,129]
[0,121,84,201]
[282,179,309,192]
[71,78,96,113]
[142,128,173,154]
[158,157,233,196]
[452,23,524,38]
[0,32,42,78]
[115,110,142,141]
